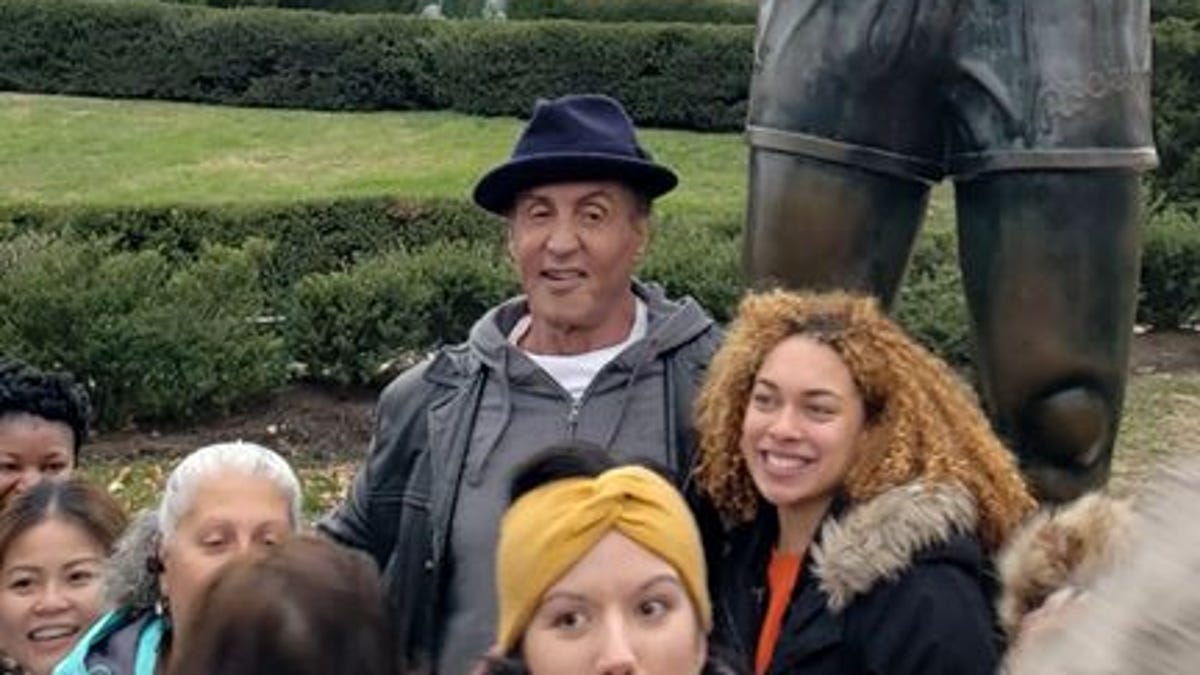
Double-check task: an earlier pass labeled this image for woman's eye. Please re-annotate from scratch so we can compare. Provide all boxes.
[43,463,68,474]
[67,570,97,586]
[200,537,226,550]
[551,610,588,632]
[750,392,777,409]
[638,598,671,620]
[0,464,18,474]
[7,577,34,594]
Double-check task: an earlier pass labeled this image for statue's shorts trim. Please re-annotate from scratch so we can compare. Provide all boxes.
[747,0,1159,183]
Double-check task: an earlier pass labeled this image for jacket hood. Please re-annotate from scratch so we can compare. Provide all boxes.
[812,482,980,611]
[995,492,1134,639]
[1008,457,1200,675]
[104,509,162,610]
[466,279,715,369]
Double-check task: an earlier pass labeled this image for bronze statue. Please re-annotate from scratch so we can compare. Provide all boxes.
[744,0,1158,502]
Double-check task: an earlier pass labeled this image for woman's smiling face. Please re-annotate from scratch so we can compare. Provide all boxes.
[740,335,867,512]
[0,517,106,675]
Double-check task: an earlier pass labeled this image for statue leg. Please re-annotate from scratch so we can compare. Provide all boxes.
[956,170,1143,502]
[744,149,931,306]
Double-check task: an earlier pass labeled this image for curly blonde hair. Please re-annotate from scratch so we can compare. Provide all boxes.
[694,290,1035,551]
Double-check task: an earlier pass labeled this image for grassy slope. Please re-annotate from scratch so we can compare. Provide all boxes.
[0,93,747,220]
[0,92,958,228]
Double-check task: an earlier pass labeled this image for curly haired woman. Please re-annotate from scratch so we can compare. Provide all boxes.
[695,290,1036,675]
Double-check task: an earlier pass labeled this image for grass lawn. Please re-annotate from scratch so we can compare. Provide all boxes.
[1109,372,1200,495]
[0,92,747,220]
[0,92,958,228]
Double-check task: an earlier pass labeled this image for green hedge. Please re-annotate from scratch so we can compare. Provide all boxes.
[428,21,751,129]
[0,0,752,130]
[0,234,286,426]
[894,228,973,369]
[1154,0,1200,21]
[505,0,756,23]
[0,197,504,303]
[1138,205,1200,329]
[161,0,757,22]
[1151,18,1200,204]
[5,201,1197,420]
[288,240,518,384]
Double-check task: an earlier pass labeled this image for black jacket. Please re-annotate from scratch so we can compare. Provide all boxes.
[318,282,721,674]
[710,483,1001,675]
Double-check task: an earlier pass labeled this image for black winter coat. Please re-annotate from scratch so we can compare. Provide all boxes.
[709,483,1002,675]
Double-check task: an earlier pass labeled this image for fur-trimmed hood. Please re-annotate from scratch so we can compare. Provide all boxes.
[1008,457,1200,675]
[715,480,982,613]
[709,480,996,675]
[811,482,979,610]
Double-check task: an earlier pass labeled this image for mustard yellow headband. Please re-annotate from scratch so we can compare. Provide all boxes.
[494,465,712,653]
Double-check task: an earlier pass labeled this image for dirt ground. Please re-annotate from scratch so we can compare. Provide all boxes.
[84,329,1200,511]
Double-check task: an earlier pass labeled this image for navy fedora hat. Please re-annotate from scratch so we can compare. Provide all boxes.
[472,94,678,215]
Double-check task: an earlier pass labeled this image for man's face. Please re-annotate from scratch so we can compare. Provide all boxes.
[508,181,647,341]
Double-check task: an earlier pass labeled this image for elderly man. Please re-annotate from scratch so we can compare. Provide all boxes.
[320,94,721,675]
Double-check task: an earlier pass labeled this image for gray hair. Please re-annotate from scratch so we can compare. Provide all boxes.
[1009,456,1200,674]
[158,441,302,542]
[106,441,303,608]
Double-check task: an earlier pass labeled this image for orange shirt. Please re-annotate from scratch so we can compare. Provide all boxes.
[755,549,803,675]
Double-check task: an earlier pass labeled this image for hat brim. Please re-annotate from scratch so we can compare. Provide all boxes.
[472,152,679,215]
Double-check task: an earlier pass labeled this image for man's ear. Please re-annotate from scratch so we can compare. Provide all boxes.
[633,215,650,259]
[505,220,518,261]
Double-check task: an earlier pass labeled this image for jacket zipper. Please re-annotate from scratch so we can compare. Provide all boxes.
[566,398,581,437]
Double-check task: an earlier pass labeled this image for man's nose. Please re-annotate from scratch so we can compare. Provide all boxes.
[545,218,581,255]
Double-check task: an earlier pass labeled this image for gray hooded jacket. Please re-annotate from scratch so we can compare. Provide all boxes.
[319,280,721,674]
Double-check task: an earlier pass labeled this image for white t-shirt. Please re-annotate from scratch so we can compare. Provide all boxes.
[508,299,648,401]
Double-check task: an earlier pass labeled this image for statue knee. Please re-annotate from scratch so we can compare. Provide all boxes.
[1022,385,1116,501]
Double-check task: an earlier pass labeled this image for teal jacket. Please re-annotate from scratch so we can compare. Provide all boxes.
[53,608,165,675]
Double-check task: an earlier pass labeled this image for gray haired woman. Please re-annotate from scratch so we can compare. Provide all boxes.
[52,441,303,675]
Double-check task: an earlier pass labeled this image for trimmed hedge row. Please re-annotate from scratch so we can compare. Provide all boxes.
[1139,205,1200,329]
[1,198,504,303]
[504,0,755,23]
[1153,18,1200,204]
[0,0,752,130]
[8,197,1196,406]
[163,0,758,23]
[287,240,518,384]
[0,234,286,427]
[1154,0,1200,21]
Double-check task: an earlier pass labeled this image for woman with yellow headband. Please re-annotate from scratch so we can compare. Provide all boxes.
[695,290,1036,675]
[484,441,739,675]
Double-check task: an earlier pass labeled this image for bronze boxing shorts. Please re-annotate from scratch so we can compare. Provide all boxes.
[746,0,1159,183]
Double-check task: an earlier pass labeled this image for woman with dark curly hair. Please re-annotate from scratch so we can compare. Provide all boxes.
[695,290,1036,675]
[0,361,90,508]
